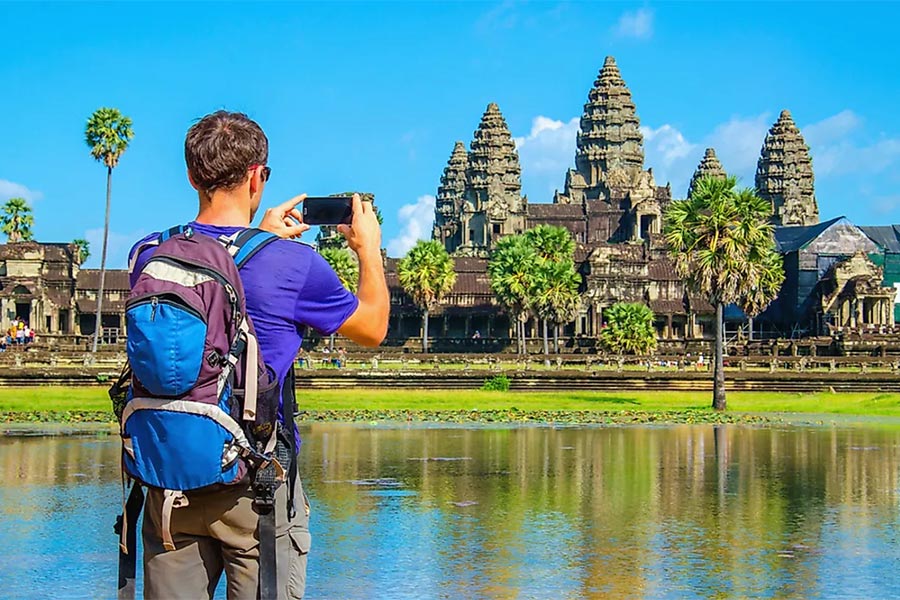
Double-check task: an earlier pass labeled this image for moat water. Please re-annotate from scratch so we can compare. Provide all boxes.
[1,423,900,599]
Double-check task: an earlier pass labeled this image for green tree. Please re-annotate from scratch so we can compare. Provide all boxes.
[523,224,575,263]
[533,259,581,358]
[599,302,657,356]
[319,246,359,292]
[524,225,580,360]
[664,175,784,410]
[488,234,539,355]
[319,246,359,350]
[1,197,34,242]
[72,238,91,265]
[398,240,457,353]
[85,107,133,353]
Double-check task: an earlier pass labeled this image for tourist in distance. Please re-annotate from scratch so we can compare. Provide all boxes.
[127,110,389,599]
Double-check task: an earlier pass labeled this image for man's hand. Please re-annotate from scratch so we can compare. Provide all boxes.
[337,194,381,260]
[258,195,310,239]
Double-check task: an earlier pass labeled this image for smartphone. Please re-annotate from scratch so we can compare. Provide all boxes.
[302,196,353,226]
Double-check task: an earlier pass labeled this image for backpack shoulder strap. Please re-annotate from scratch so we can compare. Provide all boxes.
[127,225,186,276]
[218,228,280,270]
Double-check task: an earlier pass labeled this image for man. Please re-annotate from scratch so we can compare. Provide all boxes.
[128,110,389,599]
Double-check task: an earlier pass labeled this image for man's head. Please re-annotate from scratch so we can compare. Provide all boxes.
[185,110,269,219]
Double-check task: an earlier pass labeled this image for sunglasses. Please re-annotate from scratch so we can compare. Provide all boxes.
[249,164,272,183]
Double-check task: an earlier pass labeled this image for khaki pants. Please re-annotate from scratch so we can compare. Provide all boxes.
[142,474,311,599]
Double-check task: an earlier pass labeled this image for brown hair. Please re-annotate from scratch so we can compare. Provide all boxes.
[185,110,268,193]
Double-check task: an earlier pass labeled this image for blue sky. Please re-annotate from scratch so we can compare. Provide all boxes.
[1,1,898,268]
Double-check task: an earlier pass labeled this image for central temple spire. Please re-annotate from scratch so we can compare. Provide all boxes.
[574,55,645,198]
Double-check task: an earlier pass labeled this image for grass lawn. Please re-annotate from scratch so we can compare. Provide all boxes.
[3,387,900,418]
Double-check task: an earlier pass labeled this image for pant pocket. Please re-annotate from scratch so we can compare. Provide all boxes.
[287,526,311,599]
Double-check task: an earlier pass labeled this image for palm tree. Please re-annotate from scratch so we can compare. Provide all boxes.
[398,240,457,353]
[524,224,575,262]
[488,234,539,355]
[1,197,34,242]
[664,175,784,410]
[72,238,91,265]
[85,107,133,353]
[533,259,581,361]
[599,302,657,355]
[524,225,578,359]
[319,246,359,350]
[319,246,359,292]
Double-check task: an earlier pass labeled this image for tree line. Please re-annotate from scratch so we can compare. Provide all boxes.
[322,173,783,411]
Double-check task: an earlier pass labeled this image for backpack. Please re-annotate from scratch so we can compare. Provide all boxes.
[111,225,289,599]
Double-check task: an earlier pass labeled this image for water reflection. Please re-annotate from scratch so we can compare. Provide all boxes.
[1,425,899,598]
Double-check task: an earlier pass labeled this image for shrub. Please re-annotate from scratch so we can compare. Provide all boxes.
[481,374,510,391]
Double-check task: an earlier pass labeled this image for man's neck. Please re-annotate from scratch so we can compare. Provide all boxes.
[194,190,253,227]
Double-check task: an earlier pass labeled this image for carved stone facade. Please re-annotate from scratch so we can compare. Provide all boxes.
[551,56,668,244]
[436,104,528,257]
[402,55,897,345]
[820,252,895,330]
[687,148,726,199]
[0,241,129,339]
[756,110,819,227]
[433,142,468,251]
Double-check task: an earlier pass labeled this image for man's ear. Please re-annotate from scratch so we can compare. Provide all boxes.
[248,167,262,197]
[187,169,200,191]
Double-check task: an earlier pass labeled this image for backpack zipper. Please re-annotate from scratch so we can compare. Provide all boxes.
[147,255,240,314]
[127,293,207,323]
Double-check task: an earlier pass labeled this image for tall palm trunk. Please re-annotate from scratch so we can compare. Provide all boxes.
[748,316,754,341]
[518,315,525,356]
[542,319,550,366]
[91,166,112,354]
[422,309,429,353]
[712,301,726,410]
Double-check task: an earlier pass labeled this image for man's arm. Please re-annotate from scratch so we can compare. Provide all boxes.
[336,195,389,346]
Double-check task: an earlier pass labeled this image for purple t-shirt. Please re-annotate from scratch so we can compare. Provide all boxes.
[128,222,358,401]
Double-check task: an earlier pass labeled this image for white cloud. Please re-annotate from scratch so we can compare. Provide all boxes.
[613,8,654,40]
[515,116,580,174]
[0,179,42,203]
[640,124,697,167]
[386,195,435,257]
[83,228,148,270]
[705,113,772,176]
[642,113,771,196]
[812,138,900,177]
[804,110,862,146]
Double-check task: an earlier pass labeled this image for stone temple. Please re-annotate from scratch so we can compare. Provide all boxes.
[386,55,900,348]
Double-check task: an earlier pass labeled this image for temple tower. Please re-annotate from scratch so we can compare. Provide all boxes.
[755,110,819,226]
[687,148,726,199]
[573,56,645,200]
[456,103,527,256]
[433,141,468,253]
[554,56,662,243]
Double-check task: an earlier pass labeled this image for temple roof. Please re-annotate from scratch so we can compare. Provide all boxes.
[860,225,900,253]
[527,204,585,219]
[649,299,686,315]
[76,269,131,291]
[774,216,845,253]
[648,259,680,281]
[0,242,73,261]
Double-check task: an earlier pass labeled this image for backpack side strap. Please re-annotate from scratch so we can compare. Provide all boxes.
[127,225,186,276]
[228,228,280,270]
